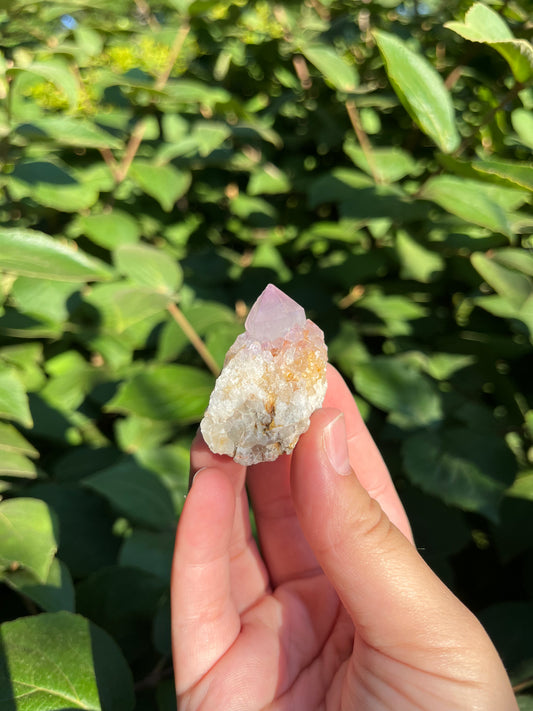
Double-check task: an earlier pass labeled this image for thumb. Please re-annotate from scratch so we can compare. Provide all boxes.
[291,408,490,659]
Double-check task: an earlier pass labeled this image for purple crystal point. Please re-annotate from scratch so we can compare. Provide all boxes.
[245,284,306,343]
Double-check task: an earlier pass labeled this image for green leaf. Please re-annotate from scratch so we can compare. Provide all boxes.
[0,498,58,583]
[471,252,532,308]
[512,108,533,151]
[129,161,191,212]
[301,44,358,92]
[396,230,445,282]
[353,356,442,427]
[106,364,214,423]
[419,176,514,236]
[83,459,176,530]
[164,79,230,106]
[248,164,291,195]
[508,471,533,502]
[8,160,100,212]
[0,611,134,711]
[119,529,175,581]
[0,228,112,282]
[15,116,123,149]
[0,450,37,478]
[403,429,515,520]
[73,211,141,250]
[10,277,80,325]
[492,248,533,277]
[445,3,533,82]
[9,60,78,108]
[85,283,170,333]
[344,141,416,183]
[76,566,167,660]
[373,30,459,153]
[0,368,32,427]
[4,558,75,613]
[439,154,533,192]
[29,483,120,578]
[0,421,38,457]
[114,244,182,294]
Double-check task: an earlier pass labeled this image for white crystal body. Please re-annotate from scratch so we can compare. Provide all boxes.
[200,319,327,465]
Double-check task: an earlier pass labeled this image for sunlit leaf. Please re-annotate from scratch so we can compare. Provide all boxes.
[374,30,459,153]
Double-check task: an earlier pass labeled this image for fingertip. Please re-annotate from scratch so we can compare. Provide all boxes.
[176,466,236,566]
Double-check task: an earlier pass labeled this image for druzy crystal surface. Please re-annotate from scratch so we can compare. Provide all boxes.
[200,284,328,465]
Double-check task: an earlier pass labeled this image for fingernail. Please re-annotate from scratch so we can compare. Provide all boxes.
[323,413,352,476]
[190,466,207,490]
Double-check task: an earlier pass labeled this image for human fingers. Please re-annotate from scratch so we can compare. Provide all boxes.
[324,365,412,540]
[188,431,269,614]
[171,467,241,694]
[247,453,321,587]
[290,408,516,705]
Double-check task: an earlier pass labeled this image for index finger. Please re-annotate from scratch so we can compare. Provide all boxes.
[324,364,413,541]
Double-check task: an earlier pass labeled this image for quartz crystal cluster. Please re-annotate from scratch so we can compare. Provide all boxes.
[200,284,328,465]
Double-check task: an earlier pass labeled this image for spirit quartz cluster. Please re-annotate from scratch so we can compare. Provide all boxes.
[200,284,328,465]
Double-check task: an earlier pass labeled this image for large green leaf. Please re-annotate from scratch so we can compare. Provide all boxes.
[512,108,533,151]
[445,3,533,82]
[14,116,123,149]
[344,141,416,183]
[83,459,176,530]
[85,283,170,333]
[73,211,141,250]
[119,529,175,581]
[0,611,134,710]
[373,30,459,153]
[439,154,533,192]
[0,421,38,458]
[0,451,37,478]
[29,483,120,578]
[8,161,100,212]
[395,230,445,283]
[419,176,514,236]
[0,498,58,583]
[472,252,533,308]
[0,368,32,427]
[75,566,167,660]
[129,161,191,212]
[0,228,112,282]
[114,244,182,295]
[353,356,442,427]
[10,277,80,326]
[301,44,358,92]
[106,364,214,423]
[4,558,75,613]
[403,428,516,520]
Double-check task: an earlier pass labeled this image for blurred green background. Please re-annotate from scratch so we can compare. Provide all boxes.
[0,0,532,708]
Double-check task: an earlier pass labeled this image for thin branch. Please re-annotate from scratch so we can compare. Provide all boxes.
[513,677,533,694]
[292,55,312,90]
[155,21,190,91]
[167,302,221,377]
[113,21,191,183]
[345,98,381,184]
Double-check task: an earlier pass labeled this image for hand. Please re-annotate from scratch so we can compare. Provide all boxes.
[171,365,518,710]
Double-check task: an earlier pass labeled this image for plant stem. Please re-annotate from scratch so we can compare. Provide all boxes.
[111,21,191,184]
[167,301,221,377]
[345,98,381,184]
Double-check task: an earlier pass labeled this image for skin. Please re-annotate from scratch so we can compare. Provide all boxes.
[171,364,518,711]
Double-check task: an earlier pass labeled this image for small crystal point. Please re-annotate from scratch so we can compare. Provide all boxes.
[245,284,306,343]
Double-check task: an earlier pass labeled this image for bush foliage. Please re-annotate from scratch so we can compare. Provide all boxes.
[0,0,532,708]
